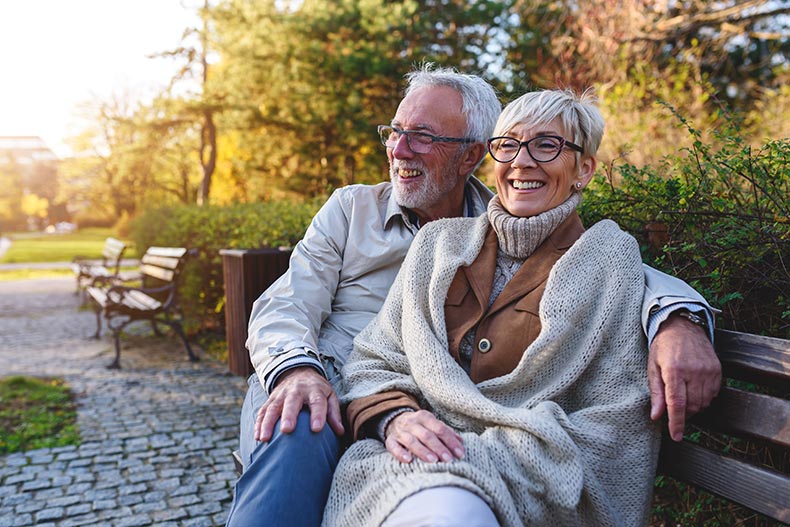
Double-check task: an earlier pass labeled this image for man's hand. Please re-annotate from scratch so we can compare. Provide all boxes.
[385,409,464,464]
[648,314,721,442]
[254,366,344,442]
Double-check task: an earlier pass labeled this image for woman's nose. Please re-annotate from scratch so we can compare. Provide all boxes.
[511,145,536,168]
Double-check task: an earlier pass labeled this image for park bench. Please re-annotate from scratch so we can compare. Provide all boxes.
[229,328,790,524]
[656,328,789,523]
[71,237,127,296]
[86,246,198,369]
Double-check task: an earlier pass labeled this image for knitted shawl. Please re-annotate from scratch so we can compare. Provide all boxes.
[323,214,660,527]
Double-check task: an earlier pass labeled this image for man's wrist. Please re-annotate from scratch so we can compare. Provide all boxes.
[263,348,327,393]
[674,309,709,330]
[648,303,715,345]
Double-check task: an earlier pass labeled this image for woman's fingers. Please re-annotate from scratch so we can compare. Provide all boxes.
[386,410,464,463]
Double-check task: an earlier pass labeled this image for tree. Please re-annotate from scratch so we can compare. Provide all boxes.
[207,0,509,198]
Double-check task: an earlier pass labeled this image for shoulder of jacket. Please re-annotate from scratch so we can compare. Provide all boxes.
[332,182,391,200]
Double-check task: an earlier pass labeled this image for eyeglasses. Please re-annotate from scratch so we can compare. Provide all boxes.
[487,135,584,163]
[378,125,475,154]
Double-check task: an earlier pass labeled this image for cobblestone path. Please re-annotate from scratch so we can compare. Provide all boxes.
[0,278,248,526]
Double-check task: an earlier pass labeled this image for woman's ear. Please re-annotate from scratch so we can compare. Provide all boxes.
[576,155,597,189]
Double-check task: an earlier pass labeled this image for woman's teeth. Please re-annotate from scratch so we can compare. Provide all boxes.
[512,180,543,189]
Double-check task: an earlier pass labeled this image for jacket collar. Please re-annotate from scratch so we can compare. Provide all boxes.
[461,212,585,314]
[383,176,494,232]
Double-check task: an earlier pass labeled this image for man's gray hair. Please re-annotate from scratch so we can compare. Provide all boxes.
[494,88,605,157]
[404,63,501,142]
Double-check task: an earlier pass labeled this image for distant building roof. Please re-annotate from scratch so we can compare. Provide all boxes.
[0,136,58,163]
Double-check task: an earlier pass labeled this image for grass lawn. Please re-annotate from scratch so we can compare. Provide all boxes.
[1,228,137,264]
[0,376,80,454]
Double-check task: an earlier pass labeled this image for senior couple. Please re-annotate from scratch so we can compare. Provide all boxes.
[226,65,720,527]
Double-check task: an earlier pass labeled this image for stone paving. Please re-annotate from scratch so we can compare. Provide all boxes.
[0,277,249,526]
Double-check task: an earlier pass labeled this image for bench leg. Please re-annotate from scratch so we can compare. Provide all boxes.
[107,331,122,369]
[91,307,102,339]
[170,321,199,362]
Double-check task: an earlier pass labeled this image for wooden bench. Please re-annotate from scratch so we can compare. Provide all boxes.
[656,328,790,523]
[71,237,127,296]
[87,246,198,369]
[230,328,790,524]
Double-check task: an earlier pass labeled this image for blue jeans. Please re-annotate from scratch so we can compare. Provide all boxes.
[225,374,342,527]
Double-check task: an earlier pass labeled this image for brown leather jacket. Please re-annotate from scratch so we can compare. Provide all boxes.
[347,213,585,439]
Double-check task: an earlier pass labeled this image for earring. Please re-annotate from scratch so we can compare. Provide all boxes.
[575,182,583,189]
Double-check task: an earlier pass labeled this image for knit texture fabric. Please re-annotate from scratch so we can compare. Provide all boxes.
[460,193,583,370]
[487,192,581,259]
[325,214,660,527]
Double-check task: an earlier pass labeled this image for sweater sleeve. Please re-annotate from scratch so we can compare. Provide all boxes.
[347,390,421,440]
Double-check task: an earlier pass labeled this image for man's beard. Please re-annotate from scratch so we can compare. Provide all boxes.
[390,152,463,211]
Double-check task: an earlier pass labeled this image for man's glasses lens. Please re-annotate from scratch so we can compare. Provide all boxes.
[378,126,433,154]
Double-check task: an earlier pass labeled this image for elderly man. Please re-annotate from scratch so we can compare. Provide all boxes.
[225,65,720,527]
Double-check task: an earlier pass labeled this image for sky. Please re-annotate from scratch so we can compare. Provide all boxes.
[0,0,200,158]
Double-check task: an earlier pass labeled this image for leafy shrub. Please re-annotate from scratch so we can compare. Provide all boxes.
[582,108,789,526]
[582,110,789,339]
[129,199,320,334]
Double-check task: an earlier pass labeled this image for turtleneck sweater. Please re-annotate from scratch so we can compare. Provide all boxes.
[458,192,582,372]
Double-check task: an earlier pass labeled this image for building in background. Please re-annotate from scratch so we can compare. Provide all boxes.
[0,136,64,232]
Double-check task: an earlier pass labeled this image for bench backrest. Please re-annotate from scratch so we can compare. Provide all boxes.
[139,247,193,285]
[101,237,127,273]
[657,329,790,522]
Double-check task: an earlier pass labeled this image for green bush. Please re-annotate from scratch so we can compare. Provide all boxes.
[580,109,789,527]
[582,110,789,339]
[129,199,320,334]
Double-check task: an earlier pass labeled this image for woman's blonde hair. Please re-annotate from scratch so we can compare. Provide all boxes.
[494,88,605,157]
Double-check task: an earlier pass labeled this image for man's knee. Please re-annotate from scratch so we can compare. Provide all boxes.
[255,409,341,466]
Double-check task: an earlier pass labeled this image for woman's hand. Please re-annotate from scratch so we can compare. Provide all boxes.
[385,409,465,464]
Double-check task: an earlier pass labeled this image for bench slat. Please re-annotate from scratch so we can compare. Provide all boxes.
[659,440,790,523]
[140,264,176,282]
[102,237,126,259]
[693,386,790,447]
[145,247,188,258]
[141,255,182,271]
[716,329,790,383]
[87,287,107,306]
[122,290,162,311]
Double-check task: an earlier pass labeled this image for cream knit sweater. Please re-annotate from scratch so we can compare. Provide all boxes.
[323,213,660,527]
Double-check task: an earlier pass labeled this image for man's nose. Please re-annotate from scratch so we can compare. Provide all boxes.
[391,133,414,159]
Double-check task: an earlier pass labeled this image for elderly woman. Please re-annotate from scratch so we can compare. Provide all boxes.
[322,89,661,527]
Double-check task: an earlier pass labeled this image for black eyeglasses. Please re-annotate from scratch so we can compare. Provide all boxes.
[487,135,584,163]
[378,125,475,154]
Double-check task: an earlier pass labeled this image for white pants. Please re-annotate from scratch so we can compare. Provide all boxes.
[381,486,500,527]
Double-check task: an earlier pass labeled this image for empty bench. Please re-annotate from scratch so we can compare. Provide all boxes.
[87,246,198,369]
[71,237,127,296]
[656,329,790,523]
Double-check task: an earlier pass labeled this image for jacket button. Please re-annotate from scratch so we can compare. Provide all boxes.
[477,338,491,353]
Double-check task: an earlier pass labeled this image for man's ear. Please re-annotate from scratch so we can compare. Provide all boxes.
[577,155,597,188]
[459,142,487,176]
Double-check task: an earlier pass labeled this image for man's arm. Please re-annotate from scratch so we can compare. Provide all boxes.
[246,191,350,438]
[642,265,722,441]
